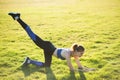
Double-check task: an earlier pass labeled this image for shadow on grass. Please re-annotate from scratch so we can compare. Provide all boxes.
[21,66,45,77]
[79,71,86,80]
[65,71,86,80]
[68,71,77,80]
[69,71,86,80]
[21,66,86,80]
[45,67,57,80]
[21,66,56,80]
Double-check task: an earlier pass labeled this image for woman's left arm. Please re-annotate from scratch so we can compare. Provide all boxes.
[74,56,83,69]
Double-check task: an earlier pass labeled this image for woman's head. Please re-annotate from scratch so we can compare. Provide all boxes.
[71,43,85,57]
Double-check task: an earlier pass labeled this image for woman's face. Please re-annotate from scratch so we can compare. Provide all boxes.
[73,51,84,57]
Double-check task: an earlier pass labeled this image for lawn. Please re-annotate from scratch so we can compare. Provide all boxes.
[0,0,120,80]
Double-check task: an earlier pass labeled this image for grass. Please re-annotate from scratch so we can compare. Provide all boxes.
[0,0,120,80]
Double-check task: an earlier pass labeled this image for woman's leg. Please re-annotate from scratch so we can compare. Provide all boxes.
[30,60,44,67]
[9,12,56,67]
[8,12,45,49]
[22,55,52,67]
[17,18,47,49]
[22,57,44,67]
[16,16,56,67]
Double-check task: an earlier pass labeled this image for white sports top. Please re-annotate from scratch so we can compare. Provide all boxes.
[53,48,71,60]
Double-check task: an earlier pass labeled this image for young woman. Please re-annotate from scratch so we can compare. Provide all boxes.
[8,12,85,71]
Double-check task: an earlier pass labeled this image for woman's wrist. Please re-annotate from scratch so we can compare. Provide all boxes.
[70,68,74,71]
[78,66,83,69]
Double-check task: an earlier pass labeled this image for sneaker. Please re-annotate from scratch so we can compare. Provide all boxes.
[8,12,20,20]
[22,57,30,66]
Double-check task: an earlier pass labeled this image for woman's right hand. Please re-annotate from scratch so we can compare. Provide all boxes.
[70,69,74,72]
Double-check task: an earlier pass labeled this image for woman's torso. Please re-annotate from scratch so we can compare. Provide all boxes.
[53,48,71,60]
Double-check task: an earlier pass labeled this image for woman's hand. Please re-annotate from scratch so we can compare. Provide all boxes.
[74,56,83,69]
[70,68,75,72]
[78,66,83,69]
[66,52,75,72]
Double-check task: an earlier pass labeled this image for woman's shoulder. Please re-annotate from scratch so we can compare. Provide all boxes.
[57,48,70,51]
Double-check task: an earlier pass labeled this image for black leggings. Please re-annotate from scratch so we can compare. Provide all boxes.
[17,19,56,67]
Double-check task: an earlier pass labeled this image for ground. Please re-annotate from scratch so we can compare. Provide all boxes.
[0,0,120,80]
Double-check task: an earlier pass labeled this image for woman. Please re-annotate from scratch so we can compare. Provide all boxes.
[8,12,85,71]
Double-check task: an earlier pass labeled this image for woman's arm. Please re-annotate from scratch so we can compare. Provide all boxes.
[74,56,83,69]
[66,54,74,71]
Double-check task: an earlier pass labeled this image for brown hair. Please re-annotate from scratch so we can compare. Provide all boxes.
[72,43,85,52]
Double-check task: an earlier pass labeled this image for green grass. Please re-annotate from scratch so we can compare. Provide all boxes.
[0,0,120,80]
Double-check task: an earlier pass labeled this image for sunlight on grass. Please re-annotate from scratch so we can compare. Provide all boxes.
[0,0,120,80]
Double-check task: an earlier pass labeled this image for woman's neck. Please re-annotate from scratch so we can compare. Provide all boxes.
[70,50,74,57]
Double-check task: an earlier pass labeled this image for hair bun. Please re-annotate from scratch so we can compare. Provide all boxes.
[71,43,85,52]
[72,43,78,51]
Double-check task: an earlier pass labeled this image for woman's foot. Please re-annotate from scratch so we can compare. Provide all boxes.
[8,12,20,20]
[22,57,30,66]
